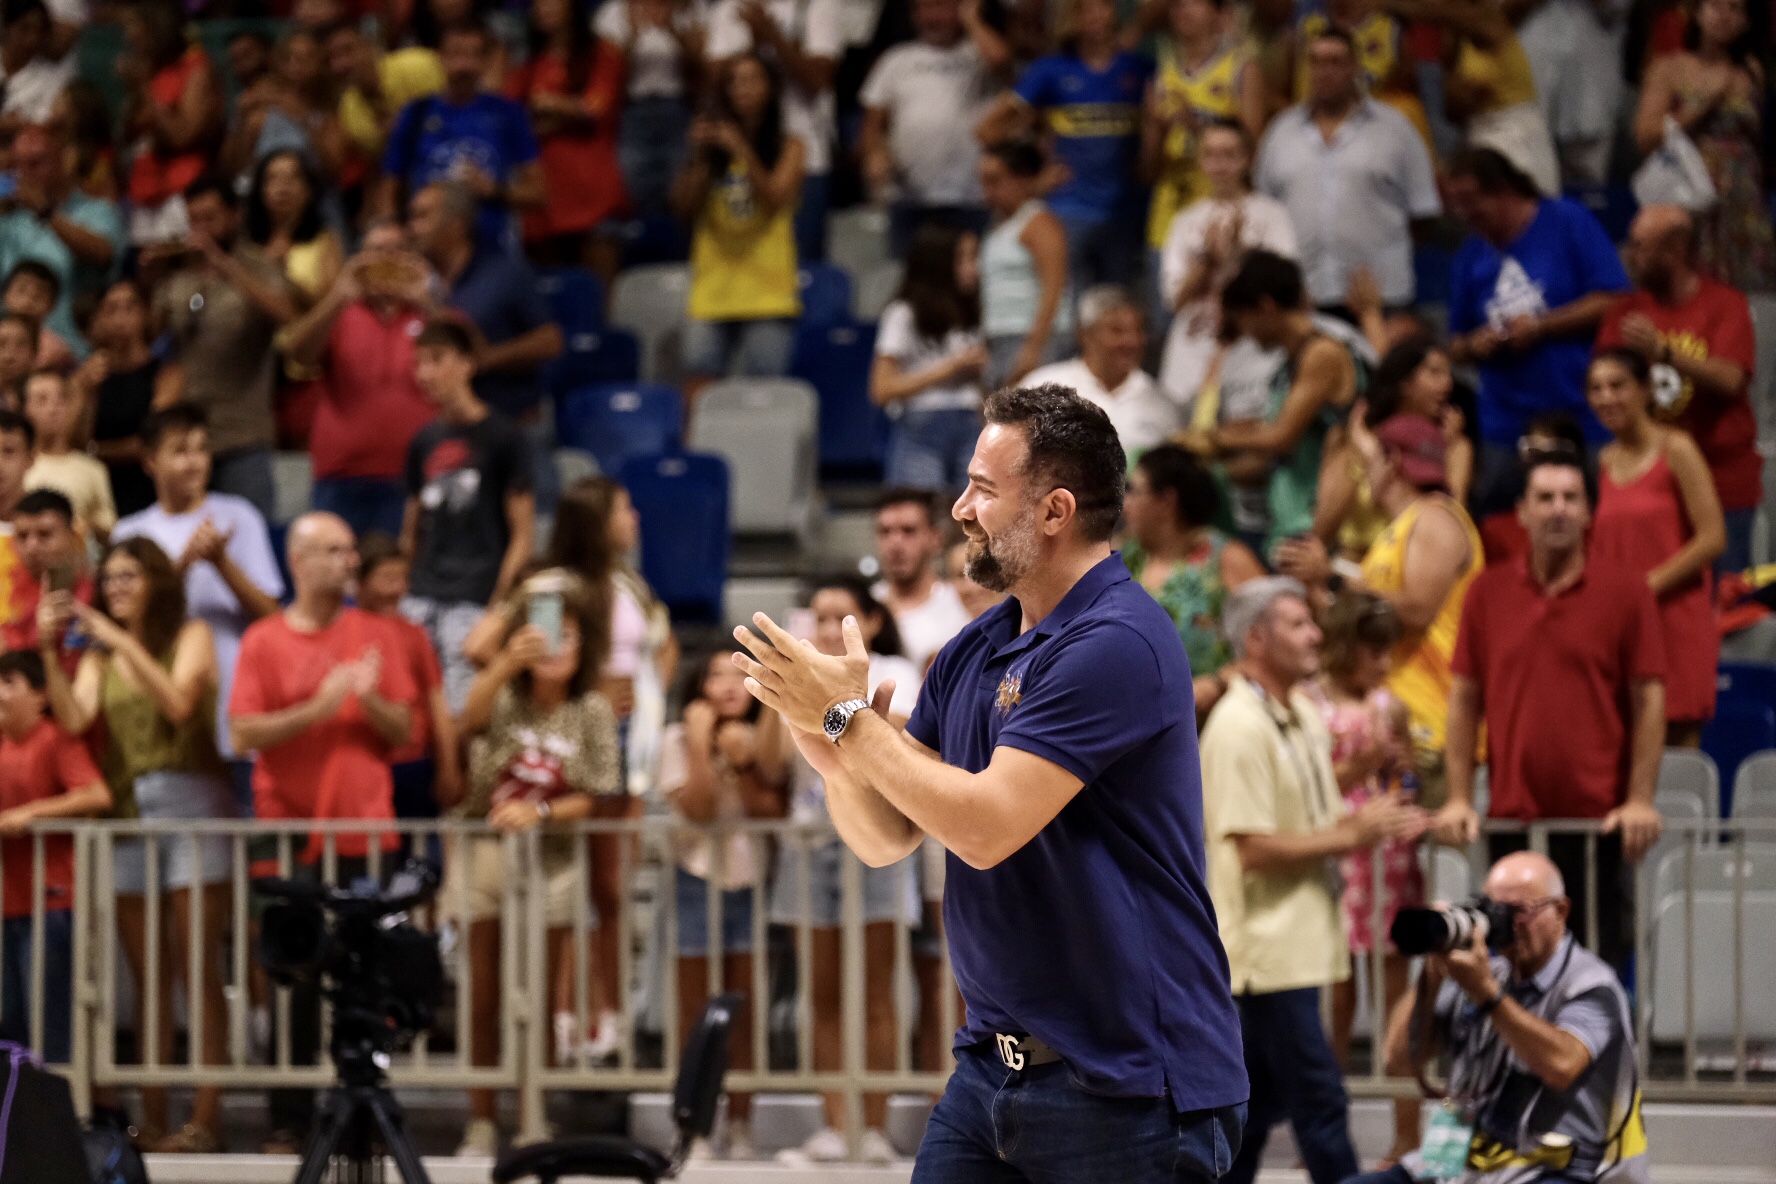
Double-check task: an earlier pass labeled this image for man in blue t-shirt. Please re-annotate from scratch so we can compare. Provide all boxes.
[976,2,1150,294]
[376,23,544,244]
[734,384,1248,1181]
[1445,148,1630,514]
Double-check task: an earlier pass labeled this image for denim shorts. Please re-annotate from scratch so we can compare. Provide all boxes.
[768,836,920,929]
[113,770,238,893]
[681,317,796,380]
[673,866,757,956]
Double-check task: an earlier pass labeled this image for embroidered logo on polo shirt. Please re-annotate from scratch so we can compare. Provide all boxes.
[995,673,1023,716]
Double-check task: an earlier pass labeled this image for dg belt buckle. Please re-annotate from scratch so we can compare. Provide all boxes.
[993,1032,1059,1071]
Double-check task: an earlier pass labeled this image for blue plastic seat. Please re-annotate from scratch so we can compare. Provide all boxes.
[546,328,641,394]
[790,320,888,479]
[619,452,730,623]
[538,268,606,335]
[1705,663,1776,813]
[556,383,683,479]
[798,263,854,330]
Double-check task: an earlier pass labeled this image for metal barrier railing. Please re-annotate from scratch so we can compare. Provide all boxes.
[1,815,1771,1147]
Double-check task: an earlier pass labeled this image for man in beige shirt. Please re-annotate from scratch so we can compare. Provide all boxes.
[1200,576,1425,1184]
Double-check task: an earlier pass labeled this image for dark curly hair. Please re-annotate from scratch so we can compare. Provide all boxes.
[982,383,1127,541]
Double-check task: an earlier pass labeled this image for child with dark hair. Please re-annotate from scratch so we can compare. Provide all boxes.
[0,646,111,1064]
[23,368,115,539]
[1,261,72,370]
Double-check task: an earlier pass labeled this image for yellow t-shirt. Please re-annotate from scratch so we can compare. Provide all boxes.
[1200,675,1349,994]
[1450,33,1539,114]
[1146,45,1248,248]
[687,164,801,323]
[339,48,446,155]
[27,452,117,536]
[1358,494,1482,756]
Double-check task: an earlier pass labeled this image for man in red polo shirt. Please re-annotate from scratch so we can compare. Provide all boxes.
[277,222,439,541]
[1597,204,1759,572]
[1433,447,1665,973]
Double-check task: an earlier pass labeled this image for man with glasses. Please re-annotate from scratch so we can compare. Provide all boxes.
[1349,850,1649,1184]
[1432,447,1665,974]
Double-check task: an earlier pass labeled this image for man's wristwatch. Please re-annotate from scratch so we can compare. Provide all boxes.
[821,698,871,745]
[1475,984,1506,1016]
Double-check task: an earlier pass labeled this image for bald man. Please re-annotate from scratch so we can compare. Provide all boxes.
[1598,204,1759,572]
[1349,852,1648,1184]
[229,512,418,1150]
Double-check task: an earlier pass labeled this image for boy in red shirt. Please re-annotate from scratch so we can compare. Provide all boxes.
[0,649,111,1062]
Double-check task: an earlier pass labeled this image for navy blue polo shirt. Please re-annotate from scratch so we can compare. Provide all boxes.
[448,245,553,417]
[907,552,1248,1110]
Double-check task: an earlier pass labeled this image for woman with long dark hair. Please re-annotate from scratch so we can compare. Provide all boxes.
[507,0,629,271]
[39,537,234,1152]
[870,223,986,491]
[1634,0,1775,290]
[1588,348,1724,746]
[450,570,621,1155]
[673,52,805,407]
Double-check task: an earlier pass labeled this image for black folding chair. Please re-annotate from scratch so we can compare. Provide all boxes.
[493,994,742,1184]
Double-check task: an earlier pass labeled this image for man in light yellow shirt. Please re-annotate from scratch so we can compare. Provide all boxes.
[1199,575,1425,1184]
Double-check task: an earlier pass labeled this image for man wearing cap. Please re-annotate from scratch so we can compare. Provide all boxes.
[1278,410,1482,808]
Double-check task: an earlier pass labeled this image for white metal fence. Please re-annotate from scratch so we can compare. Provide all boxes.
[1,815,1772,1149]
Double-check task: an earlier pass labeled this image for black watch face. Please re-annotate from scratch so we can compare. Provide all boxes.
[823,705,847,737]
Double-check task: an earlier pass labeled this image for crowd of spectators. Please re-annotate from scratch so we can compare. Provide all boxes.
[0,0,1763,1169]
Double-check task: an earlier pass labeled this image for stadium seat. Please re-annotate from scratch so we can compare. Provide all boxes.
[1659,749,1721,819]
[1731,751,1776,820]
[790,321,888,479]
[828,206,891,278]
[620,452,730,623]
[1651,843,1776,906]
[1649,889,1776,1044]
[854,261,904,321]
[798,263,854,329]
[556,383,683,478]
[547,328,642,393]
[539,268,607,334]
[686,379,818,540]
[1702,667,1776,814]
[610,264,691,384]
[1426,846,1472,902]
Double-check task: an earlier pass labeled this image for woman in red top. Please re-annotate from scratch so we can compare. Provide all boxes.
[1588,348,1725,746]
[120,1,222,247]
[507,0,629,272]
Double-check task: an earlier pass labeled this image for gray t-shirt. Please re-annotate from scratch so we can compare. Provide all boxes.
[1428,936,1640,1182]
[156,249,289,455]
[857,38,993,206]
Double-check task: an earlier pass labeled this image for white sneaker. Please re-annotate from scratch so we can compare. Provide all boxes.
[724,1121,756,1160]
[456,1117,500,1157]
[582,1009,622,1061]
[775,1127,849,1165]
[858,1129,897,1165]
[685,1136,719,1163]
[554,1011,580,1065]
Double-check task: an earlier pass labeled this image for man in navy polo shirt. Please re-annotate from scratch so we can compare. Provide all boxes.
[735,384,1248,1180]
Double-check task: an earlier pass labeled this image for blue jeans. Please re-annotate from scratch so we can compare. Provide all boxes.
[212,446,277,523]
[312,475,407,542]
[1339,1165,1592,1184]
[619,97,692,214]
[886,407,980,492]
[1058,210,1145,296]
[913,1043,1243,1183]
[1721,505,1757,574]
[1229,988,1359,1184]
[0,910,73,1063]
[681,317,797,379]
[794,172,830,263]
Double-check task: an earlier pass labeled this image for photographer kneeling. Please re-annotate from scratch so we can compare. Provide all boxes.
[1350,851,1648,1184]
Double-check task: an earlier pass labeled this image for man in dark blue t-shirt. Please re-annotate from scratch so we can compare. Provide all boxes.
[377,22,545,244]
[735,384,1248,1181]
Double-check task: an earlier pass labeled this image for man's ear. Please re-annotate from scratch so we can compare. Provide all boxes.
[1041,487,1077,538]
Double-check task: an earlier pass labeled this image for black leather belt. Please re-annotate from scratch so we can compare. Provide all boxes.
[991,1032,1062,1071]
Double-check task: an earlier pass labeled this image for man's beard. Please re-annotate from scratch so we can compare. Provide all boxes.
[962,520,1036,593]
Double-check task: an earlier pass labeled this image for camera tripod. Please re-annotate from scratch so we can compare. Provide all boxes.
[292,1018,431,1184]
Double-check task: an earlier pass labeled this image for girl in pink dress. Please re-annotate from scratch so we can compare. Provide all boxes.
[1588,348,1726,748]
[1310,591,1422,1164]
